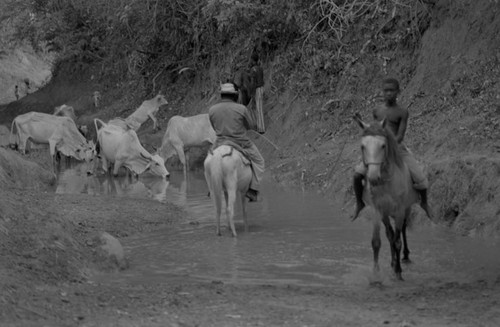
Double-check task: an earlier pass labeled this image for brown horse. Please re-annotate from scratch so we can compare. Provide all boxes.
[354,114,420,280]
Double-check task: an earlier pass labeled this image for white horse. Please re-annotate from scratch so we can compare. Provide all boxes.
[204,145,252,237]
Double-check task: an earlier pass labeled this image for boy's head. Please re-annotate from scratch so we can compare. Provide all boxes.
[382,78,400,105]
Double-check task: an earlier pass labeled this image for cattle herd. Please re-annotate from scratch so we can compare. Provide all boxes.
[8,92,216,178]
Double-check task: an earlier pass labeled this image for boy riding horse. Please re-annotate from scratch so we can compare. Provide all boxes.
[352,78,432,220]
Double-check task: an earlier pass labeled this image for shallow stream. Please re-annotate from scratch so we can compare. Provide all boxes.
[56,165,500,289]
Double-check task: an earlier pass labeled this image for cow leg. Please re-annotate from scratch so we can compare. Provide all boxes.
[18,134,29,154]
[100,157,109,175]
[113,161,123,176]
[174,143,186,174]
[185,151,190,175]
[49,140,58,173]
[149,114,158,132]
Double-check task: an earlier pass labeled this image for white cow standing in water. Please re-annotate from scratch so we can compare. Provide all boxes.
[94,118,169,178]
[10,112,96,172]
[158,113,216,175]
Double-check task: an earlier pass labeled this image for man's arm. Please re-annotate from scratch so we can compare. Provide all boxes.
[395,108,409,143]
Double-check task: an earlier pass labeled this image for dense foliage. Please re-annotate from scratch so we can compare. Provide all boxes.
[1,0,430,95]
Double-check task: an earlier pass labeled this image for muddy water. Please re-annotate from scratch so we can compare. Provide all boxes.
[56,165,500,288]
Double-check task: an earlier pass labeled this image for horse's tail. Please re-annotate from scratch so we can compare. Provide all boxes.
[209,151,224,203]
[205,149,225,233]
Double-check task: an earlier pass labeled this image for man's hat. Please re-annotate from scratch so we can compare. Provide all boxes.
[220,83,238,95]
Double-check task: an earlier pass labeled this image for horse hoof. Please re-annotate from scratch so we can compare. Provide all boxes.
[402,258,412,264]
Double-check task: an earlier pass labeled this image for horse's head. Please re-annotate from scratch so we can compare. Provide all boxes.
[354,114,401,185]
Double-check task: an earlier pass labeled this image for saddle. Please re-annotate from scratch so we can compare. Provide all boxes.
[209,140,251,166]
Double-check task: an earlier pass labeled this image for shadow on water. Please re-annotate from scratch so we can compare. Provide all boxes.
[56,164,500,289]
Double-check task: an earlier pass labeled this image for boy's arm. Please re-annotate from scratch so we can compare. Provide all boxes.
[395,108,409,143]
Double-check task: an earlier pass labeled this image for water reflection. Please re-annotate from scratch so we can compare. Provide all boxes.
[56,165,180,203]
[57,164,500,288]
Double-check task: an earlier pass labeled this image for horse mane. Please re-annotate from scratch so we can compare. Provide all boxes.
[362,123,404,169]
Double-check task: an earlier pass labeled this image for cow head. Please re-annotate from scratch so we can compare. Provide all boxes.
[54,104,76,122]
[140,152,170,178]
[79,140,98,175]
[155,94,168,107]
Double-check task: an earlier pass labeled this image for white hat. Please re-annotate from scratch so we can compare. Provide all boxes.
[220,83,238,95]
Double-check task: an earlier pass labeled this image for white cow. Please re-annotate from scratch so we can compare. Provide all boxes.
[109,93,168,132]
[94,118,169,178]
[10,112,96,171]
[158,114,216,175]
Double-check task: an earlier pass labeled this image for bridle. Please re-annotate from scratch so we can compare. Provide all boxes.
[361,137,387,168]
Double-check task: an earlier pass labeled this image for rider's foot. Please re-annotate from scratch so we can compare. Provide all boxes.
[417,189,433,220]
[351,202,365,221]
[351,173,365,221]
[245,189,259,202]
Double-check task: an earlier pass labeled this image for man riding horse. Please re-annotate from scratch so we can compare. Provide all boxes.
[208,82,265,202]
[352,78,432,220]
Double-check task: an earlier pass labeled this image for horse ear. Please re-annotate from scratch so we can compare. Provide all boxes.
[380,118,387,128]
[353,113,368,130]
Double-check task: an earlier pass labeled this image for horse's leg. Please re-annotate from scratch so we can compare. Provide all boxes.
[224,191,230,231]
[226,188,237,237]
[241,191,248,233]
[206,167,222,236]
[392,215,404,280]
[226,178,238,237]
[382,216,396,269]
[215,192,222,236]
[372,219,381,273]
[402,208,412,263]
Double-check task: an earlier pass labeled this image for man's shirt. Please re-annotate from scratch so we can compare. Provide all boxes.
[209,99,256,148]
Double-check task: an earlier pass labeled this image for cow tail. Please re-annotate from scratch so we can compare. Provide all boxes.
[9,118,18,149]
[93,118,107,156]
[94,118,106,133]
